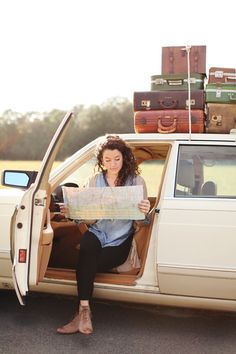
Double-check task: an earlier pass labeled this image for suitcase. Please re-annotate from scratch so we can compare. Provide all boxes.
[134,110,205,134]
[206,103,236,133]
[208,67,236,84]
[205,84,236,103]
[151,73,205,91]
[133,90,205,111]
[161,45,206,74]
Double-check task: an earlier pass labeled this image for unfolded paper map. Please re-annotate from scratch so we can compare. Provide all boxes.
[62,185,144,220]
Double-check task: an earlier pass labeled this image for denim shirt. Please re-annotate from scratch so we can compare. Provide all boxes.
[88,173,137,248]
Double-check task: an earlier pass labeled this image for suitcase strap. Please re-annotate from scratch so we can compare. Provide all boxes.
[151,78,200,86]
[157,117,177,133]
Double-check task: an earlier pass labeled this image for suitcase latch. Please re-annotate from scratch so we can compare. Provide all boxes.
[212,115,222,126]
[216,89,222,98]
[186,99,196,107]
[229,93,236,101]
[141,100,151,109]
[214,70,223,78]
[188,78,197,84]
[152,78,165,85]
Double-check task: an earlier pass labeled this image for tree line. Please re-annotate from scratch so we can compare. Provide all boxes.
[0,97,134,161]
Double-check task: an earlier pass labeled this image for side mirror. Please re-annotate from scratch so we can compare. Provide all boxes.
[2,170,38,189]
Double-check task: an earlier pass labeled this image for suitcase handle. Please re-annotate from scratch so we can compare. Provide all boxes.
[226,76,236,82]
[159,99,178,109]
[157,117,177,133]
[167,79,183,86]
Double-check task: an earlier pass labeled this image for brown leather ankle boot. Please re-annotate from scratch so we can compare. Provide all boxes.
[57,305,93,335]
[57,311,81,334]
[78,305,93,334]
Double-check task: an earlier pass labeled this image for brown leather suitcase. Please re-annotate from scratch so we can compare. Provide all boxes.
[133,90,205,111]
[134,110,205,133]
[208,67,236,84]
[206,103,236,133]
[162,45,206,74]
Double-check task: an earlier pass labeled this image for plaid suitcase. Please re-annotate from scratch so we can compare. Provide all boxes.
[151,73,205,91]
[206,103,236,133]
[208,67,236,84]
[205,84,236,103]
[134,110,205,134]
[133,90,205,111]
[162,45,206,74]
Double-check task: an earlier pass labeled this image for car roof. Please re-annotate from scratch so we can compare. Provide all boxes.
[98,133,236,143]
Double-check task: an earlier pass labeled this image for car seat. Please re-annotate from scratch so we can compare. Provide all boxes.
[175,160,195,196]
[201,181,217,196]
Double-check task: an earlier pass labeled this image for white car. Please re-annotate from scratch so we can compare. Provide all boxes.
[1,112,236,312]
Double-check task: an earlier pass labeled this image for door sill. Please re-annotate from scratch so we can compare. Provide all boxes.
[45,267,137,286]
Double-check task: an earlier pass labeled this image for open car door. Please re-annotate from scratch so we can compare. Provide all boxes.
[10,111,73,305]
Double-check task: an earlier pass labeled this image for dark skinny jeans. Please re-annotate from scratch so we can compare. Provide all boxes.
[76,230,133,301]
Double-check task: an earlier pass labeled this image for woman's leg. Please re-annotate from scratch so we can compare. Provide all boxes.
[57,231,133,335]
[76,230,102,300]
[97,234,133,272]
[57,231,101,335]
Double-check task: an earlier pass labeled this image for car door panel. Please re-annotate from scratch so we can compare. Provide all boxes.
[157,143,236,300]
[11,112,73,304]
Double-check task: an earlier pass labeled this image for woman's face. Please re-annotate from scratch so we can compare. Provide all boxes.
[102,149,123,176]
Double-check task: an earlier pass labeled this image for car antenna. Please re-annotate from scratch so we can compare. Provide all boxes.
[182,45,192,141]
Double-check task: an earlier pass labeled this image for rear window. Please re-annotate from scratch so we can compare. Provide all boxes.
[175,145,236,198]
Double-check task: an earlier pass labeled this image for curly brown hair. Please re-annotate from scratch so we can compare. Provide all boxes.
[95,135,140,186]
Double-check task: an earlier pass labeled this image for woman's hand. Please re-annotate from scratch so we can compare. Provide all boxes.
[59,203,69,218]
[138,199,150,216]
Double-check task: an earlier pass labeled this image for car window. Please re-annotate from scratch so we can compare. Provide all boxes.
[61,157,97,187]
[175,145,236,198]
[60,157,164,198]
[139,160,165,197]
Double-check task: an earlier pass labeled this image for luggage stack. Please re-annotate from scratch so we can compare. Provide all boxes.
[134,45,207,134]
[205,67,236,133]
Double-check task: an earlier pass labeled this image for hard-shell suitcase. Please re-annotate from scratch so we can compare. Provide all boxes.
[133,90,205,111]
[205,84,236,103]
[161,45,206,74]
[134,110,205,134]
[206,103,236,133]
[151,73,205,91]
[208,67,236,84]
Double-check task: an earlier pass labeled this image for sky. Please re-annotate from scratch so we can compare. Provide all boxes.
[0,0,236,114]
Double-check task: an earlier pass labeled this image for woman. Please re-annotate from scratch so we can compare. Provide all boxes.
[57,135,150,335]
